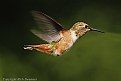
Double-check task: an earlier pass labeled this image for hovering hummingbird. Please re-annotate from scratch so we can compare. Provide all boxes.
[24,11,104,56]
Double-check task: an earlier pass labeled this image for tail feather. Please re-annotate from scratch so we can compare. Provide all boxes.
[23,44,54,54]
[23,45,34,50]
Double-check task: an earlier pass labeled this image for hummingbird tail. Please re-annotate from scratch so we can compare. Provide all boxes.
[23,44,53,54]
[23,45,34,50]
[23,44,45,50]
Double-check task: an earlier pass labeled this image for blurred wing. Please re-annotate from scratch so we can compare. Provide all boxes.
[31,11,64,43]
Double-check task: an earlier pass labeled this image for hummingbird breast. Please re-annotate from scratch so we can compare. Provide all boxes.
[52,30,76,56]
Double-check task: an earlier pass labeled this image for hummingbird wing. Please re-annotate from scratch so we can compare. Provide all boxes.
[31,11,64,43]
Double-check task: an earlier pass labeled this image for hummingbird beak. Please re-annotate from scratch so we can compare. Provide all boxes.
[89,27,104,33]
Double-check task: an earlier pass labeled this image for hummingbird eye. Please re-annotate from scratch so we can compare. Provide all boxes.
[85,25,89,28]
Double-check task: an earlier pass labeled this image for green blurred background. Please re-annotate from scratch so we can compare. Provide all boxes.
[0,0,121,81]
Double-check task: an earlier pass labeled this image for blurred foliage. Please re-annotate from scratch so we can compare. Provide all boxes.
[0,0,121,81]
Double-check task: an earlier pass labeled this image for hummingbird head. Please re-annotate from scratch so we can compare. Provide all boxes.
[71,22,104,33]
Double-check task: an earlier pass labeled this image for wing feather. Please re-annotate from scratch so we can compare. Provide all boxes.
[31,11,64,43]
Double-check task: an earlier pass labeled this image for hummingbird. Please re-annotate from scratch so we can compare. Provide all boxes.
[24,11,104,56]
